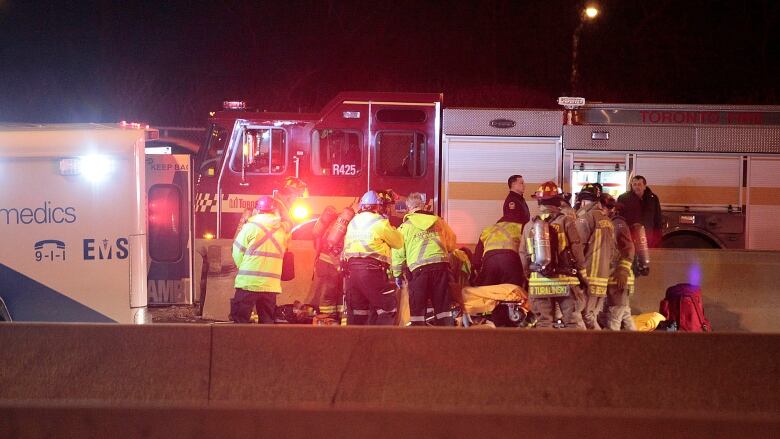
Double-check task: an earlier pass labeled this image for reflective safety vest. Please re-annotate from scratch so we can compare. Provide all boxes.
[343,211,403,265]
[391,212,456,277]
[521,210,586,298]
[479,221,523,254]
[576,203,616,297]
[232,213,291,293]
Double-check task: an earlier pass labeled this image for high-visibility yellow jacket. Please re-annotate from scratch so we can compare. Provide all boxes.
[342,211,403,265]
[576,202,616,296]
[391,211,457,277]
[480,221,523,253]
[520,206,587,298]
[232,213,291,293]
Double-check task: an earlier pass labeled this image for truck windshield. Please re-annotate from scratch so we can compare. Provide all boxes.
[198,124,228,175]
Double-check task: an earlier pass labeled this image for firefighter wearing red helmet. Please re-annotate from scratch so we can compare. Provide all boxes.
[519,181,588,329]
[575,183,617,330]
[341,190,404,325]
[601,194,637,330]
[230,195,292,323]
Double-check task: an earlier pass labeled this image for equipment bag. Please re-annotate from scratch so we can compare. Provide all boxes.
[658,283,712,332]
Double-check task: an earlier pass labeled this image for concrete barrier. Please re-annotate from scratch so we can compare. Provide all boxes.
[2,324,778,416]
[0,323,211,403]
[634,249,780,332]
[1,402,777,439]
[209,326,780,413]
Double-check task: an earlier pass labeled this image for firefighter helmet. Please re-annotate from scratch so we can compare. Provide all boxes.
[533,181,562,201]
[576,183,602,202]
[359,190,381,209]
[376,188,398,207]
[255,195,276,213]
[281,176,309,197]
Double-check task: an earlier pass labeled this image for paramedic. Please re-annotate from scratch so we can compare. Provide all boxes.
[392,192,457,326]
[342,191,404,325]
[230,196,292,324]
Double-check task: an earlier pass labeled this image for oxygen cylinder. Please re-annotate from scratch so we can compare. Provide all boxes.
[325,207,355,250]
[312,206,338,238]
[530,219,552,272]
[631,223,651,276]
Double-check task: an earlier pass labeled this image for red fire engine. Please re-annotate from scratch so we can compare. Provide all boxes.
[193,92,442,317]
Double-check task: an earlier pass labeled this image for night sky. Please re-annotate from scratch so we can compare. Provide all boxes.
[0,0,778,126]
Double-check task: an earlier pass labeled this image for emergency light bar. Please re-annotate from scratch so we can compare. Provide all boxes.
[59,155,116,182]
[223,101,247,110]
[119,120,159,140]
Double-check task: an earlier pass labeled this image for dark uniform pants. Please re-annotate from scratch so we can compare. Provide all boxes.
[408,262,453,326]
[345,259,397,326]
[531,287,585,329]
[230,288,277,324]
[476,250,525,287]
[311,259,343,319]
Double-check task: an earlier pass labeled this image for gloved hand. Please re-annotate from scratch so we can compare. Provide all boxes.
[614,266,629,290]
[395,277,404,290]
[578,269,589,290]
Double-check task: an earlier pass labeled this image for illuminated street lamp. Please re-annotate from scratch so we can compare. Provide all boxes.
[570,3,600,95]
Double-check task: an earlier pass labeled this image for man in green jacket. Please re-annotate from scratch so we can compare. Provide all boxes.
[230,195,292,324]
[392,193,457,326]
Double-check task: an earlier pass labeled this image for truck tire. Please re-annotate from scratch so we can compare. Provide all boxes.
[660,233,719,249]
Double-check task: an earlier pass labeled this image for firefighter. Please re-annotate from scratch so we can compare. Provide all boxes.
[519,181,587,329]
[310,206,344,324]
[342,190,404,325]
[230,196,292,324]
[392,192,457,326]
[574,183,616,330]
[473,201,526,287]
[274,176,308,221]
[602,195,637,331]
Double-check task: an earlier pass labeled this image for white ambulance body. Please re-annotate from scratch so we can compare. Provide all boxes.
[0,124,149,323]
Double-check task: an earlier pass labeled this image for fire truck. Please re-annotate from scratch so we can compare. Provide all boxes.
[561,102,780,250]
[193,93,780,318]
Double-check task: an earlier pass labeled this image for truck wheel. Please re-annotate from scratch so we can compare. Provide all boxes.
[660,233,719,249]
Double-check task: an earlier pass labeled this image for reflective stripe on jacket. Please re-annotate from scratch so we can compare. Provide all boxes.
[343,211,403,265]
[576,203,616,296]
[392,211,457,277]
[479,221,523,253]
[608,215,636,295]
[520,206,587,298]
[232,213,291,293]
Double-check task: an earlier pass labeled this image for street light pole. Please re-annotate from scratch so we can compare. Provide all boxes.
[570,4,599,95]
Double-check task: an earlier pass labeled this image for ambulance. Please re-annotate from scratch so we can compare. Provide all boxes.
[0,123,153,323]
